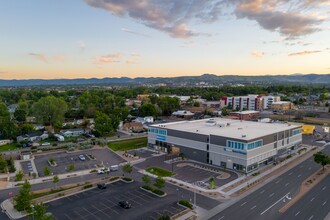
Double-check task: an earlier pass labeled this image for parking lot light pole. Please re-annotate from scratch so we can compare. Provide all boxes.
[31,205,35,220]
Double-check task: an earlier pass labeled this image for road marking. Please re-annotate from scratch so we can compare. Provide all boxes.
[64,214,73,220]
[322,201,327,206]
[297,174,301,178]
[308,215,314,220]
[275,180,280,184]
[322,186,326,191]
[310,197,315,202]
[240,202,247,206]
[288,172,292,176]
[295,211,300,216]
[260,192,290,215]
[269,193,274,197]
[260,190,265,194]
[285,183,290,187]
[251,205,257,210]
[218,216,224,220]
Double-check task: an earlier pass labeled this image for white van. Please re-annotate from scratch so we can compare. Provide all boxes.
[110,165,119,171]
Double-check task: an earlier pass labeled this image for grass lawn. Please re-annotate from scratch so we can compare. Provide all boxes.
[146,167,175,177]
[108,137,147,151]
[0,143,21,152]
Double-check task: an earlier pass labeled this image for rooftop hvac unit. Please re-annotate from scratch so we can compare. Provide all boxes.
[218,123,226,127]
[242,134,247,138]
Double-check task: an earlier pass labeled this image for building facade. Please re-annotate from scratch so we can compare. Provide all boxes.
[220,95,281,111]
[271,101,294,112]
[148,118,302,173]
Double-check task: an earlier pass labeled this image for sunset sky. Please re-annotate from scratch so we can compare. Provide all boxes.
[1,0,330,79]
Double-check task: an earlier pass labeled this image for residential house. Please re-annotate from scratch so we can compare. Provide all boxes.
[134,116,154,124]
[17,131,49,143]
[7,104,19,114]
[60,128,85,137]
[172,110,194,119]
[54,134,65,142]
[123,122,144,132]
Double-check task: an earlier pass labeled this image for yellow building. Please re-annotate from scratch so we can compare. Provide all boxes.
[271,101,294,112]
[302,124,315,135]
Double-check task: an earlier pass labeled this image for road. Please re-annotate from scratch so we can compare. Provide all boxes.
[209,145,330,220]
[279,175,330,220]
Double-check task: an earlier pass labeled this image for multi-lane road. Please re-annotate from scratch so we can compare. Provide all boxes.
[209,145,330,220]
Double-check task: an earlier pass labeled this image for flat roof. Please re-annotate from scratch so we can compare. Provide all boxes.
[230,110,259,115]
[272,101,291,104]
[150,118,301,140]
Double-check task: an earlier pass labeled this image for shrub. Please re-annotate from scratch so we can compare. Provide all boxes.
[142,185,153,191]
[152,189,165,196]
[252,172,260,176]
[110,176,119,181]
[122,177,132,182]
[286,155,292,159]
[179,200,193,209]
[83,184,93,189]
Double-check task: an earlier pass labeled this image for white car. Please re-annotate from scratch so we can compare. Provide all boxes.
[41,142,50,146]
[97,167,110,174]
[78,155,86,161]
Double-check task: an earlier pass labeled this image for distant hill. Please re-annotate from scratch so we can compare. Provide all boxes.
[0,74,329,87]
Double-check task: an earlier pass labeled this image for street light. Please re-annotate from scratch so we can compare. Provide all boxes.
[31,204,35,220]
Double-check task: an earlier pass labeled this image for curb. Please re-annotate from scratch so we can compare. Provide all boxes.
[140,187,167,198]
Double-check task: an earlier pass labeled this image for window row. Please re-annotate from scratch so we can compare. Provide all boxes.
[247,140,263,150]
[148,128,167,135]
[227,140,245,150]
[292,129,301,136]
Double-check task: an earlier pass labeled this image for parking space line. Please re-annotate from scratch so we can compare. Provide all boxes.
[91,205,113,219]
[74,210,87,220]
[83,207,101,220]
[104,199,117,206]
[64,214,73,220]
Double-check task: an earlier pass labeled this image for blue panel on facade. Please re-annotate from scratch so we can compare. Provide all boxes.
[156,135,166,141]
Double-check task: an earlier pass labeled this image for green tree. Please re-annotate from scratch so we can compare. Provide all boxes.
[14,109,27,122]
[122,163,133,177]
[69,164,75,171]
[20,123,35,135]
[142,174,151,186]
[15,170,24,181]
[154,177,165,190]
[14,180,32,212]
[158,215,171,220]
[32,202,53,220]
[53,175,59,189]
[140,103,158,117]
[221,107,228,116]
[0,155,7,172]
[209,177,215,189]
[44,166,51,176]
[314,152,330,170]
[95,112,114,136]
[157,97,180,116]
[0,102,17,139]
[32,96,68,127]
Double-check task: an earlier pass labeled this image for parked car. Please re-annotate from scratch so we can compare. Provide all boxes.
[97,183,107,189]
[78,155,86,161]
[118,201,131,209]
[41,142,50,146]
[110,165,119,171]
[97,167,110,174]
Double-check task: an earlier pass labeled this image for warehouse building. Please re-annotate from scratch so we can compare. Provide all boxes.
[148,118,302,173]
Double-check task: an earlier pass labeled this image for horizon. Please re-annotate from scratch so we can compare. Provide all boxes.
[1,73,330,81]
[1,1,330,79]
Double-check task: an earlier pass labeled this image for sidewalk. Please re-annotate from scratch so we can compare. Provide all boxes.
[1,198,26,219]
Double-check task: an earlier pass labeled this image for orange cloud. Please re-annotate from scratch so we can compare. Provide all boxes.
[288,50,321,56]
[29,53,65,63]
[250,51,264,57]
[95,53,122,64]
[131,53,141,57]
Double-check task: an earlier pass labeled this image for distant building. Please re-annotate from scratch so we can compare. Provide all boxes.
[221,95,281,111]
[134,116,154,124]
[172,110,194,119]
[271,101,294,112]
[54,134,65,142]
[60,128,85,137]
[123,122,144,132]
[7,104,19,114]
[229,111,260,120]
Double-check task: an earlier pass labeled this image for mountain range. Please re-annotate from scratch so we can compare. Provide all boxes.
[0,74,329,87]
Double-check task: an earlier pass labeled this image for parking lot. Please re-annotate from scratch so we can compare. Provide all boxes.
[128,148,156,159]
[173,162,238,188]
[34,149,126,177]
[20,161,33,174]
[47,181,187,220]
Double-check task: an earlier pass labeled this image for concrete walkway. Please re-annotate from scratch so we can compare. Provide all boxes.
[1,198,26,219]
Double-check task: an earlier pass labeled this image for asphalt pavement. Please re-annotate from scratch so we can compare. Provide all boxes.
[208,145,330,220]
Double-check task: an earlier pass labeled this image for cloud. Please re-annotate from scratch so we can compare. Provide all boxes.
[130,53,141,57]
[94,53,122,64]
[121,28,151,37]
[288,50,321,56]
[126,58,140,64]
[84,0,328,39]
[29,53,66,63]
[231,0,325,39]
[84,0,224,38]
[78,41,86,51]
[250,51,264,57]
[29,53,48,63]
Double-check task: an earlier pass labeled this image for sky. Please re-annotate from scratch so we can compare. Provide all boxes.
[0,0,330,79]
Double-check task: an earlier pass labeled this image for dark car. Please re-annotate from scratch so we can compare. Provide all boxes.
[118,201,131,209]
[97,183,107,189]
